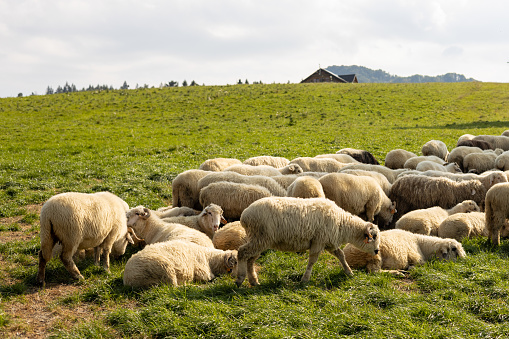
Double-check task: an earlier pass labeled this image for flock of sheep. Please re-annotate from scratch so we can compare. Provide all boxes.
[36,131,509,288]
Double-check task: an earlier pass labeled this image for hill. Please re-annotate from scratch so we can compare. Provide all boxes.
[327,65,477,83]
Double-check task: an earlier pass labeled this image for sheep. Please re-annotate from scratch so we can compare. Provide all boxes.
[37,192,135,286]
[336,148,380,165]
[212,221,248,250]
[415,161,461,173]
[199,182,273,221]
[286,176,325,199]
[495,151,509,171]
[421,140,449,160]
[224,163,302,176]
[447,146,483,171]
[319,173,396,227]
[457,134,475,143]
[463,151,498,174]
[389,175,487,221]
[343,229,466,275]
[485,182,509,246]
[335,169,392,197]
[314,153,359,164]
[403,155,446,170]
[437,212,488,241]
[126,206,214,247]
[271,172,328,190]
[395,200,480,236]
[197,171,286,197]
[503,130,509,137]
[123,240,237,288]
[401,170,508,192]
[473,135,509,151]
[384,149,418,169]
[457,139,494,150]
[235,197,380,286]
[242,156,290,168]
[198,157,242,171]
[172,169,212,210]
[289,157,348,172]
[161,203,227,239]
[155,206,200,218]
[338,163,409,184]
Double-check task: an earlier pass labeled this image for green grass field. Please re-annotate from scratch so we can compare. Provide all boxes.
[1,82,509,338]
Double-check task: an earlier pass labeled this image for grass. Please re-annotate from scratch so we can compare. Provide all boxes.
[1,82,509,337]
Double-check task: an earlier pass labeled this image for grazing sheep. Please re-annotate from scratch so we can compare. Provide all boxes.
[473,135,509,151]
[172,169,212,210]
[335,169,392,197]
[271,172,328,190]
[339,163,409,184]
[495,151,509,171]
[242,156,290,168]
[197,171,286,197]
[343,229,466,274]
[155,206,200,218]
[126,206,214,247]
[123,240,237,288]
[319,173,396,227]
[463,151,498,174]
[289,157,348,172]
[437,212,488,241]
[485,182,509,246]
[199,182,273,221]
[199,158,242,172]
[503,130,509,137]
[457,134,475,143]
[37,192,134,285]
[457,139,494,150]
[162,203,227,239]
[384,149,418,169]
[421,140,449,160]
[314,153,359,163]
[213,221,248,250]
[287,176,325,199]
[389,175,487,221]
[224,164,302,176]
[336,148,380,165]
[395,200,480,236]
[415,161,461,173]
[447,146,483,171]
[235,197,380,286]
[404,155,446,170]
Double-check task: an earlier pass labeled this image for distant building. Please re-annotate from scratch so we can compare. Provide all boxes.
[301,68,358,84]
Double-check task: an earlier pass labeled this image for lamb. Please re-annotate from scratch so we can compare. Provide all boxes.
[384,149,418,169]
[289,157,348,172]
[395,200,480,236]
[473,135,509,151]
[314,153,359,164]
[495,151,509,171]
[485,182,509,246]
[319,173,396,227]
[336,169,392,196]
[336,148,380,165]
[155,206,200,218]
[197,171,286,197]
[415,161,461,173]
[338,163,409,184]
[463,151,499,174]
[235,197,380,286]
[198,157,242,171]
[286,176,325,199]
[403,155,446,170]
[161,203,227,239]
[212,221,248,250]
[343,229,466,275]
[389,175,487,220]
[123,240,237,288]
[437,212,488,241]
[242,156,290,168]
[447,146,483,171]
[199,182,273,221]
[172,169,211,210]
[457,139,494,150]
[37,192,135,286]
[126,206,214,247]
[421,140,449,160]
[224,163,302,176]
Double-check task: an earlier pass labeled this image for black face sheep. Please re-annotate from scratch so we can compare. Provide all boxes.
[197,171,287,197]
[37,192,135,286]
[343,229,466,275]
[485,182,509,246]
[336,148,380,165]
[123,240,237,288]
[126,206,214,247]
[242,156,290,168]
[162,203,227,239]
[286,176,325,199]
[198,157,242,171]
[172,169,212,210]
[235,197,380,287]
[384,149,418,169]
[421,140,449,160]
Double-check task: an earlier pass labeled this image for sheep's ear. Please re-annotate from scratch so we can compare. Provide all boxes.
[224,251,238,271]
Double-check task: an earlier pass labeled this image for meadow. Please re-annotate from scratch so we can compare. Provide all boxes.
[1,82,509,338]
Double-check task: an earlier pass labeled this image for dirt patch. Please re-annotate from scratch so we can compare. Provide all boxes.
[0,204,42,245]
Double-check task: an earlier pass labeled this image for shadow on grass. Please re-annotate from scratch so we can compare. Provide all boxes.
[394,120,509,130]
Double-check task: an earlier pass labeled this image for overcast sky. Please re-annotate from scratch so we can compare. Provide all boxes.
[1,0,508,97]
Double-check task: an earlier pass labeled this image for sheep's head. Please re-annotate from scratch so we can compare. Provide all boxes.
[111,227,142,257]
[437,240,466,261]
[200,203,227,234]
[223,250,238,274]
[126,206,151,229]
[281,164,303,175]
[462,200,480,213]
[489,172,508,187]
[353,222,380,256]
[378,201,397,227]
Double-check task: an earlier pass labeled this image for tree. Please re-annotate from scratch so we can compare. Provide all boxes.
[120,81,129,90]
[245,79,249,84]
[190,80,198,86]
[17,93,23,97]
[46,86,54,95]
[237,79,243,85]
[182,80,188,87]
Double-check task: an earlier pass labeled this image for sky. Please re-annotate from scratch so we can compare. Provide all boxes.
[1,0,508,97]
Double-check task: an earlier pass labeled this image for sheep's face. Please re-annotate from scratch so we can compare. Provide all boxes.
[463,200,480,213]
[223,250,238,275]
[378,201,397,226]
[125,206,151,230]
[353,223,380,256]
[201,204,227,234]
[490,172,508,187]
[111,227,137,257]
[437,241,466,261]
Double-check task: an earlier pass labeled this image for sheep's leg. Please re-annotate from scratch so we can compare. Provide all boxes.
[60,245,84,280]
[236,241,261,287]
[94,247,102,266]
[488,214,504,246]
[100,247,111,273]
[246,255,260,286]
[329,248,354,277]
[37,250,48,286]
[302,250,321,282]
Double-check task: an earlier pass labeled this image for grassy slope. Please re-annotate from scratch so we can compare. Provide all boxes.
[1,82,509,338]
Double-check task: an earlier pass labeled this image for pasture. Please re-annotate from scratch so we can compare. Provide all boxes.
[1,82,509,338]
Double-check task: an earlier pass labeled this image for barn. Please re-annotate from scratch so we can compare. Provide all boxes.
[301,68,358,84]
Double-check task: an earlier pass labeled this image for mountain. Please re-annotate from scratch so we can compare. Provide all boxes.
[326,65,477,83]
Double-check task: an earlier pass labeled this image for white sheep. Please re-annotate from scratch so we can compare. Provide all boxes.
[415,161,461,173]
[314,153,359,164]
[319,173,396,227]
[403,170,507,192]
[495,151,509,171]
[503,130,509,137]
[286,176,325,199]
[125,206,214,247]
[343,229,466,275]
[197,171,286,197]
[457,134,475,143]
[212,221,248,251]
[242,156,290,168]
[199,182,273,221]
[403,155,446,170]
[271,172,328,190]
[447,146,483,171]
[224,163,302,176]
[384,149,418,169]
[123,240,237,288]
[463,151,498,173]
[37,192,135,285]
[395,200,480,236]
[437,212,488,241]
[172,169,211,210]
[485,182,509,246]
[421,140,449,160]
[235,197,380,286]
[338,163,409,184]
[155,206,200,218]
[339,169,392,196]
[161,203,227,239]
[289,157,348,172]
[198,157,242,171]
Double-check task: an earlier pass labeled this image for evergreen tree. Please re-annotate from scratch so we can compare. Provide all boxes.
[120,81,129,90]
[182,80,188,87]
[46,86,54,95]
